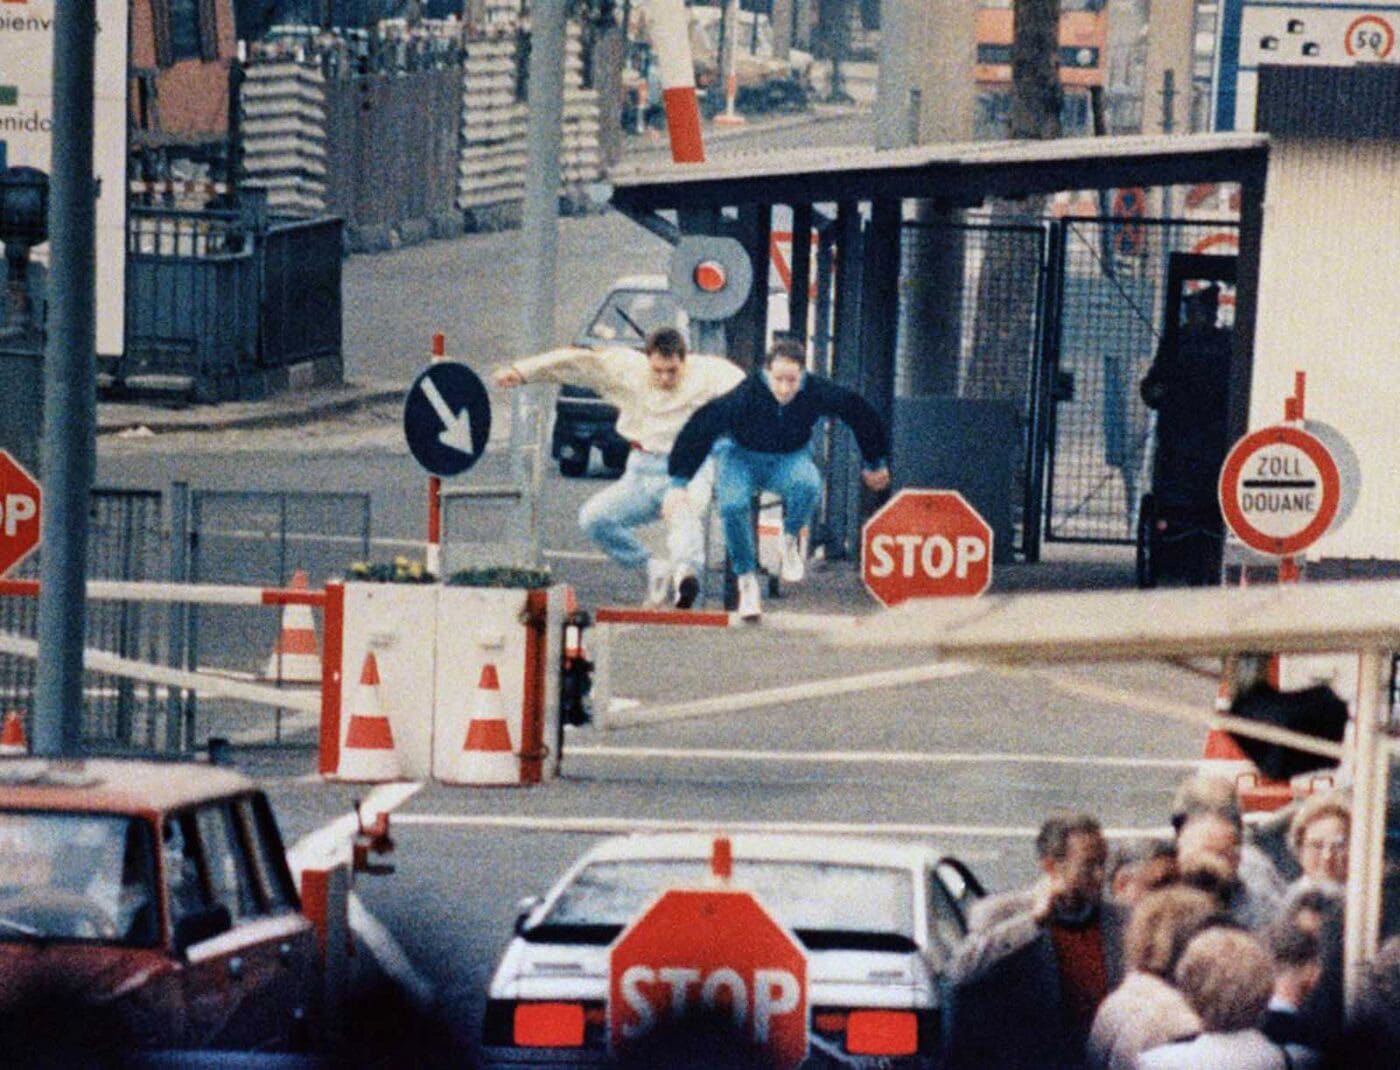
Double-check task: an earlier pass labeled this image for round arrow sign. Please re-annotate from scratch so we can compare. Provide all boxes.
[403,362,492,477]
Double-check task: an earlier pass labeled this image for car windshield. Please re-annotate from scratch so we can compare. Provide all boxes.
[579,289,683,347]
[526,859,917,952]
[0,812,159,946]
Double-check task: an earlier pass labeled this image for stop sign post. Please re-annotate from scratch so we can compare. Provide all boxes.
[608,887,808,1068]
[0,451,41,577]
[862,489,993,606]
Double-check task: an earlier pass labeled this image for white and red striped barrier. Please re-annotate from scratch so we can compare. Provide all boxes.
[646,0,706,163]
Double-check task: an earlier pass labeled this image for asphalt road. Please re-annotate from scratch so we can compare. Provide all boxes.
[88,107,1226,1067]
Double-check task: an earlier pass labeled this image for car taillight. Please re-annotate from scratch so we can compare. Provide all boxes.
[484,999,607,1049]
[515,1002,585,1047]
[846,1009,919,1056]
[813,1006,930,1058]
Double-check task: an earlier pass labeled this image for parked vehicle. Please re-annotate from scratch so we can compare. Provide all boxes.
[0,758,329,1058]
[689,5,814,114]
[481,832,984,1067]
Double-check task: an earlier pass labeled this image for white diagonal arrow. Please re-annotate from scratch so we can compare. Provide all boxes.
[420,375,473,455]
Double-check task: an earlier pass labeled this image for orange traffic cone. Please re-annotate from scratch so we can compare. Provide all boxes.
[335,653,402,782]
[0,710,27,756]
[264,570,321,683]
[456,664,519,785]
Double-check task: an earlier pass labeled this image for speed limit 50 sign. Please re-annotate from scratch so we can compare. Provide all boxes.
[1218,425,1341,557]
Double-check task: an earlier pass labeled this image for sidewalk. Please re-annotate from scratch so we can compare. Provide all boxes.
[97,379,403,437]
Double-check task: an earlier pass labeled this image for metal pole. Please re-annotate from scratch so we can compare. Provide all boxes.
[34,0,97,757]
[1344,645,1392,1014]
[520,0,567,568]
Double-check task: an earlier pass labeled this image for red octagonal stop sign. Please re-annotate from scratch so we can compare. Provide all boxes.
[862,489,993,606]
[608,887,808,1068]
[0,451,41,578]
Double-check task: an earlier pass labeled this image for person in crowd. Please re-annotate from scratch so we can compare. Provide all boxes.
[1171,775,1284,928]
[944,813,1123,1070]
[664,338,890,621]
[1175,810,1281,929]
[1106,837,1178,907]
[1328,935,1400,1070]
[1278,884,1346,1052]
[1287,793,1350,895]
[1260,919,1324,1067]
[493,327,743,608]
[1138,927,1290,1069]
[1086,886,1224,1070]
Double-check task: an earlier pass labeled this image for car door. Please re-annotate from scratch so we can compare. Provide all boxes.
[165,799,316,1051]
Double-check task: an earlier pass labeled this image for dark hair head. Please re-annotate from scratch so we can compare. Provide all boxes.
[646,327,687,360]
[1108,837,1177,885]
[765,338,806,367]
[1267,917,1321,970]
[1035,812,1103,862]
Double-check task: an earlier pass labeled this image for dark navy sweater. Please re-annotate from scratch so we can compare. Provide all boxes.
[668,371,889,483]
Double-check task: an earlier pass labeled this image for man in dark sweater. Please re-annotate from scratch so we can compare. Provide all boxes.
[664,339,890,620]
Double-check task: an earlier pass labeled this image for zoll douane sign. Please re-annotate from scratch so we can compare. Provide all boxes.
[861,489,993,606]
[608,887,808,1068]
[0,451,41,577]
[1218,424,1341,557]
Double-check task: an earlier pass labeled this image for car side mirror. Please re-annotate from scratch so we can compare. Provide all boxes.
[174,904,232,956]
[514,895,542,935]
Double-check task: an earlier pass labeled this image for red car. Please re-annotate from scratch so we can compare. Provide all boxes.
[0,758,320,1058]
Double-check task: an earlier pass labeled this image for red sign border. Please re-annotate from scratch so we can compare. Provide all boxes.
[1345,14,1396,60]
[1218,425,1341,557]
[860,489,994,607]
[0,450,42,579]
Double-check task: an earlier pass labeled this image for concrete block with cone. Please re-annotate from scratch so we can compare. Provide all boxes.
[333,653,402,782]
[452,663,521,786]
[264,570,322,684]
[0,710,27,755]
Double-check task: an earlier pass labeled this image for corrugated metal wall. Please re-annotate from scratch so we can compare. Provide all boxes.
[1252,138,1400,561]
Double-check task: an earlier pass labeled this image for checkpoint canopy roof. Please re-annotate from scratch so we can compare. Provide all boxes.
[607,132,1270,212]
[828,580,1400,663]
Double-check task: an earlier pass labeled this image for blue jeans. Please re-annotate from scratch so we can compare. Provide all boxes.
[714,441,820,576]
[578,450,709,573]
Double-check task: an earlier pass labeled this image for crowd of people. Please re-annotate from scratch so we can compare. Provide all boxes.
[944,774,1397,1070]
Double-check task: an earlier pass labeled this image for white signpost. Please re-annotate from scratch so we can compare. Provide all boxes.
[0,0,127,355]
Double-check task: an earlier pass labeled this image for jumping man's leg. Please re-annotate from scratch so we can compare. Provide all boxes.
[577,453,665,569]
[714,444,759,577]
[770,450,822,535]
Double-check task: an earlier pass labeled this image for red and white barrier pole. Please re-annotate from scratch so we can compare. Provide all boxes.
[426,333,446,578]
[647,0,706,163]
[714,0,746,127]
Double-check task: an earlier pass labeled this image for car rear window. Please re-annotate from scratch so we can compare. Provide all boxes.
[579,289,683,347]
[528,859,916,951]
[0,812,159,946]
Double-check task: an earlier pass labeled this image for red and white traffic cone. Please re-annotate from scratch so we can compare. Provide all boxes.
[264,570,321,683]
[335,653,402,782]
[455,664,520,786]
[0,710,28,756]
[714,70,746,126]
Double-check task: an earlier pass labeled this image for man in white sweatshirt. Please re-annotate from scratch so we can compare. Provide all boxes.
[493,327,743,607]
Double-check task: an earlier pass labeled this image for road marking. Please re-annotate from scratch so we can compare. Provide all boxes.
[563,745,1198,770]
[392,812,1171,843]
[604,660,977,728]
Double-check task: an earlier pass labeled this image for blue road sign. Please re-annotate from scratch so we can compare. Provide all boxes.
[403,362,492,477]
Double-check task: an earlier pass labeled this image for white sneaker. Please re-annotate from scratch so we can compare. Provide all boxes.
[780,533,805,584]
[736,572,762,621]
[645,558,670,607]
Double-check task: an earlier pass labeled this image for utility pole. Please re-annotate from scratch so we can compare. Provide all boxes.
[875,0,975,396]
[519,0,566,564]
[34,0,97,756]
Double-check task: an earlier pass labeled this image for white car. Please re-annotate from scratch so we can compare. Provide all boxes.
[481,832,984,1067]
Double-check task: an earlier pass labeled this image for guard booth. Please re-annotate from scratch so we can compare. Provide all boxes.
[608,133,1269,569]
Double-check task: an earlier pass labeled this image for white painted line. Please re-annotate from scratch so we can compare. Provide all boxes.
[543,549,611,563]
[563,745,1199,771]
[605,660,977,728]
[349,893,435,1011]
[392,811,1171,844]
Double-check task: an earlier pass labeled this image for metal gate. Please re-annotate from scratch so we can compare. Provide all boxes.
[1044,216,1240,545]
[0,489,167,751]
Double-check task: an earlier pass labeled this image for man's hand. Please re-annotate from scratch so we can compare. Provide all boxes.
[662,487,689,521]
[862,467,892,493]
[492,366,525,389]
